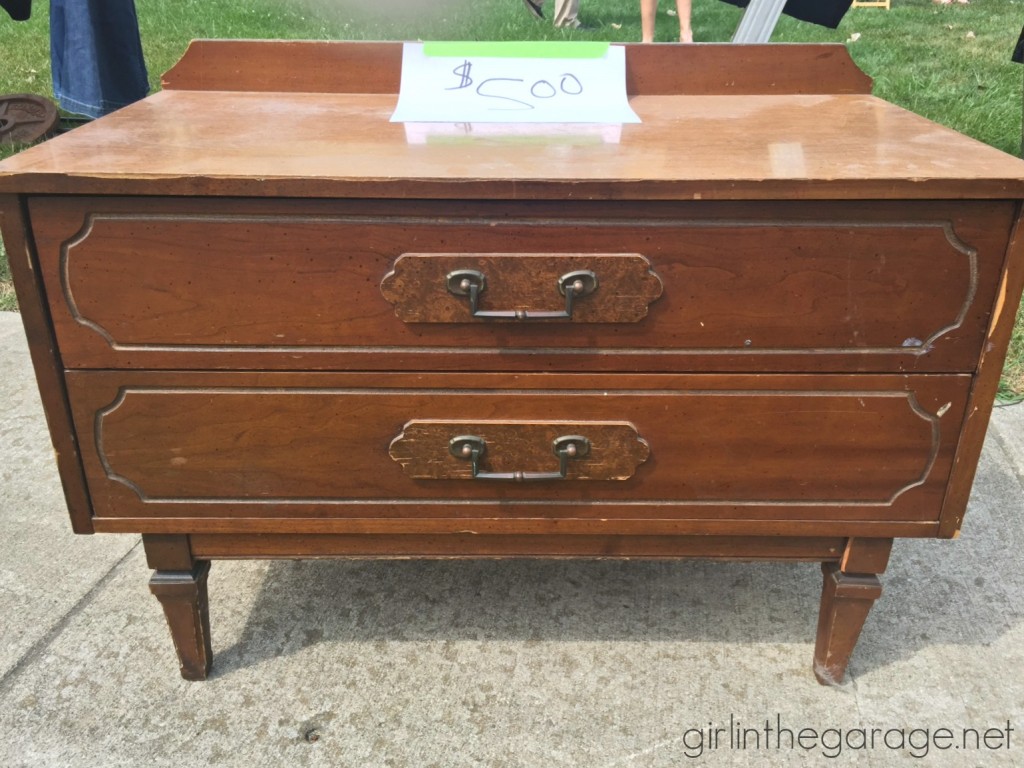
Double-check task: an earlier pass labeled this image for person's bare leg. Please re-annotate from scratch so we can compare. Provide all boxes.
[641,0,658,42]
[676,0,692,42]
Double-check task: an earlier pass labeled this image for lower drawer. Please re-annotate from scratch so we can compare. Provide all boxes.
[67,372,969,535]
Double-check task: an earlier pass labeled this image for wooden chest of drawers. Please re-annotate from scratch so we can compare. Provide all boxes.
[2,41,1024,683]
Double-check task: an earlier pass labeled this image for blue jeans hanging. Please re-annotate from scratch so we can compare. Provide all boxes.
[49,0,149,118]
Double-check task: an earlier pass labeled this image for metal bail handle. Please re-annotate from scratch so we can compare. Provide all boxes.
[445,269,598,320]
[448,434,591,481]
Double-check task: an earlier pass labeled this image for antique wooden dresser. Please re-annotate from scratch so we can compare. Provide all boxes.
[2,41,1023,683]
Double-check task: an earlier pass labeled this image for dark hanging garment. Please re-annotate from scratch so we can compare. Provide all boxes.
[0,0,32,21]
[1014,25,1023,64]
[720,0,853,29]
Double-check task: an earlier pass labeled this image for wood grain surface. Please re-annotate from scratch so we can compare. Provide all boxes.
[813,563,884,684]
[161,40,873,96]
[92,516,939,538]
[65,370,969,530]
[29,196,1013,373]
[938,205,1024,536]
[0,196,94,533]
[188,533,849,560]
[2,40,1022,199]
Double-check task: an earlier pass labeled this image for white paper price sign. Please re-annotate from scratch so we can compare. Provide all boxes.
[390,41,640,124]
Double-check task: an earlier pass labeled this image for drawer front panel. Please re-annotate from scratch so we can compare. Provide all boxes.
[67,372,969,526]
[33,197,1013,372]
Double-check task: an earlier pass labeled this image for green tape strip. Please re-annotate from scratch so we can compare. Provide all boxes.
[422,41,609,59]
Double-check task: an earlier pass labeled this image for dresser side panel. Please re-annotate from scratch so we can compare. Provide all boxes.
[939,203,1024,537]
[0,195,93,533]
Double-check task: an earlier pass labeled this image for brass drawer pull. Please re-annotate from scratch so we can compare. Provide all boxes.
[445,269,598,320]
[390,420,648,480]
[449,434,591,481]
[381,253,662,323]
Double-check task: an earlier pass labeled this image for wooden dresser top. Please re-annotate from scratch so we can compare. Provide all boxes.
[1,40,1022,200]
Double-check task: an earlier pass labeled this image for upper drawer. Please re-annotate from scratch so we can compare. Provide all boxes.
[30,197,1015,372]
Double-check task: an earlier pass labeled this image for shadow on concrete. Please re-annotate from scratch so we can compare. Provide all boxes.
[215,558,824,676]
[212,457,1024,680]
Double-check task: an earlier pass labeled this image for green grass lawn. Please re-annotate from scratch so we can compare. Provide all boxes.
[1,0,1022,389]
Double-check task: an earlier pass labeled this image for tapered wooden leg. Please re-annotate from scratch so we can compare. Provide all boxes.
[813,562,883,685]
[813,537,891,685]
[144,534,212,681]
[149,562,213,680]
